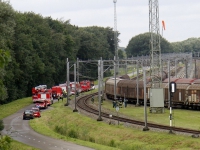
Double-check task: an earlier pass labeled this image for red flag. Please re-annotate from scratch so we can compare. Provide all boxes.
[162,20,166,30]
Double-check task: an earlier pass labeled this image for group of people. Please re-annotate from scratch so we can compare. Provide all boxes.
[90,95,128,108]
[91,95,104,104]
[113,98,128,108]
[57,89,67,102]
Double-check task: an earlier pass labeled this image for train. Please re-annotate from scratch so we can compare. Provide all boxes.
[104,75,200,109]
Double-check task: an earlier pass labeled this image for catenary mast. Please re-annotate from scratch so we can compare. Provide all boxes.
[149,0,162,87]
[149,0,164,113]
[113,0,118,75]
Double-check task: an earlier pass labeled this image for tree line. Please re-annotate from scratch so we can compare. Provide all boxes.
[125,33,200,57]
[0,1,120,104]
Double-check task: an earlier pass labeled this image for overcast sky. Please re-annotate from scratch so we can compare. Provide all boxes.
[8,0,200,47]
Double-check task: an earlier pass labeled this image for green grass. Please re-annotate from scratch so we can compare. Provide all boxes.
[99,99,200,130]
[2,96,200,150]
[0,97,33,120]
[30,101,200,150]
[10,140,39,150]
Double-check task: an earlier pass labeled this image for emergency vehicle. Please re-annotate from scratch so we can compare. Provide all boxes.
[80,80,91,92]
[32,85,47,95]
[32,85,53,107]
[35,100,48,109]
[59,83,71,96]
[51,86,63,100]
[70,82,82,94]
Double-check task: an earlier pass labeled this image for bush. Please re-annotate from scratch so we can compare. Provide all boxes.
[88,136,95,143]
[0,135,12,150]
[109,139,116,147]
[68,129,78,138]
[54,125,67,136]
[0,120,4,132]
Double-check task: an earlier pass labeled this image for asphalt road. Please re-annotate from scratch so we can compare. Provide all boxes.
[2,104,95,150]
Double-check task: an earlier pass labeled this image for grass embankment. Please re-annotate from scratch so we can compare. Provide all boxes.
[0,97,33,120]
[100,100,200,130]
[30,99,200,150]
[0,97,39,150]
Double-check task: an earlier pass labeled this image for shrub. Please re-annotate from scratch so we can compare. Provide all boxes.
[68,129,78,138]
[0,135,12,150]
[0,120,4,132]
[109,139,116,147]
[88,136,95,143]
[54,125,67,136]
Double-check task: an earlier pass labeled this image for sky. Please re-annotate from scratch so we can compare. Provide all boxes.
[7,0,200,48]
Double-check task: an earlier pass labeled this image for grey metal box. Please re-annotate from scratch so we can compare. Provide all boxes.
[150,88,164,107]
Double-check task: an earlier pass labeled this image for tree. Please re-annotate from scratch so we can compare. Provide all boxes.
[118,49,125,59]
[125,32,172,57]
[0,1,15,103]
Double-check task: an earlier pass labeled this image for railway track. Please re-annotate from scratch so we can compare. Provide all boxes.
[77,93,200,136]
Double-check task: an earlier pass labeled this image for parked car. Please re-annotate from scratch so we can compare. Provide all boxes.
[31,107,41,118]
[23,110,34,120]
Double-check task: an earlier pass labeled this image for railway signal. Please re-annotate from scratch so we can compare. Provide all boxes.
[169,82,176,134]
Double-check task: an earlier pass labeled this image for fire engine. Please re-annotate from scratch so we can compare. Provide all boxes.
[35,99,48,109]
[70,82,82,94]
[59,83,71,96]
[32,85,53,107]
[51,86,63,100]
[80,80,92,92]
[32,85,47,95]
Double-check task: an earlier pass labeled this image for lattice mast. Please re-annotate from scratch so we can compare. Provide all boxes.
[113,0,119,75]
[149,0,162,88]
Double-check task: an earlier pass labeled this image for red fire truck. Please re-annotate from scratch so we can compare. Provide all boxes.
[80,80,91,92]
[51,86,63,100]
[32,85,53,107]
[35,99,48,109]
[32,85,47,95]
[70,82,82,94]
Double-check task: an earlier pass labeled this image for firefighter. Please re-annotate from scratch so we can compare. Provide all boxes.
[62,89,66,102]
[119,97,122,108]
[113,99,116,108]
[91,95,94,103]
[76,90,79,97]
[63,89,67,97]
[124,98,128,108]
